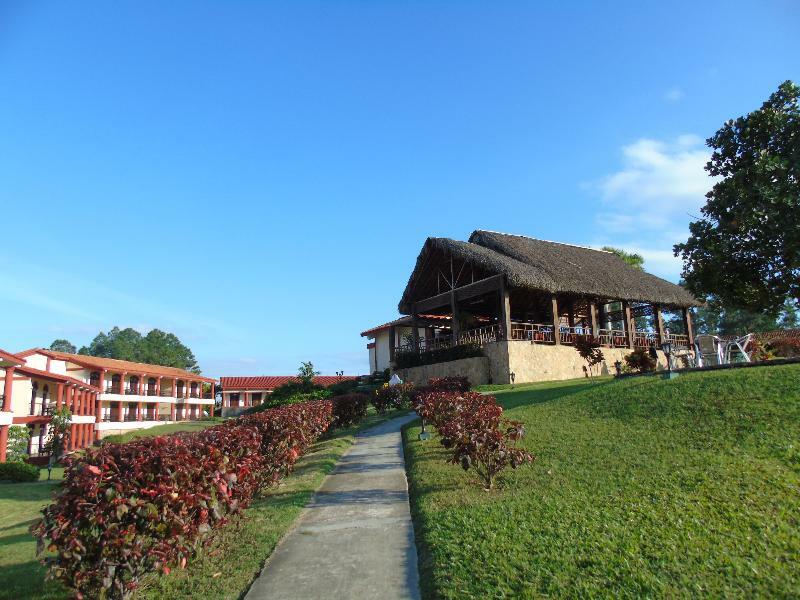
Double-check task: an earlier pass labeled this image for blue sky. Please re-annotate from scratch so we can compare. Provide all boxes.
[1,1,798,376]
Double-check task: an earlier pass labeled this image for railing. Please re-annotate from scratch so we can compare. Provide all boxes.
[159,390,174,397]
[666,333,690,348]
[105,385,123,394]
[457,324,502,346]
[558,326,592,345]
[597,329,629,348]
[510,322,554,343]
[124,388,139,396]
[633,332,659,348]
[146,389,158,396]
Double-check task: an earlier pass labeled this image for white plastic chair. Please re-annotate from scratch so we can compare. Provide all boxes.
[694,334,725,367]
[725,334,753,363]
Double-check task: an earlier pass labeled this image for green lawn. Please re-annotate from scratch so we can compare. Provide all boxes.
[0,409,406,600]
[404,365,800,598]
[101,418,223,443]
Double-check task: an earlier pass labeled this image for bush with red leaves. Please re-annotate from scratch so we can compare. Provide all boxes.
[331,393,370,427]
[372,383,415,413]
[414,390,534,489]
[32,399,334,599]
[426,376,471,393]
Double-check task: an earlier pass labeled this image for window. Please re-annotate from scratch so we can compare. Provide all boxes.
[230,393,240,408]
[252,392,263,405]
[90,372,101,388]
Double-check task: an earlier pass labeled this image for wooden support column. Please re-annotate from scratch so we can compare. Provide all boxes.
[56,382,64,409]
[411,304,420,352]
[567,301,576,328]
[654,304,666,345]
[499,280,511,339]
[450,290,461,344]
[589,301,599,336]
[170,401,176,421]
[683,307,695,346]
[622,301,635,348]
[551,295,561,345]
[137,399,143,421]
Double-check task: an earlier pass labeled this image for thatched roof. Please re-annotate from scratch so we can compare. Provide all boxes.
[398,230,699,313]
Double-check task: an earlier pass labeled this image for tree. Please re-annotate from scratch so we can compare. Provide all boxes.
[6,426,30,462]
[297,361,319,385]
[79,327,200,373]
[675,80,800,314]
[603,247,647,329]
[49,339,77,353]
[602,247,644,270]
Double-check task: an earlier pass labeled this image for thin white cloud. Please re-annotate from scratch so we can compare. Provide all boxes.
[665,87,685,102]
[587,134,717,280]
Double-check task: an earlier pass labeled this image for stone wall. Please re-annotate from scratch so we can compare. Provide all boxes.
[394,342,670,386]
[395,356,491,386]
[502,341,668,384]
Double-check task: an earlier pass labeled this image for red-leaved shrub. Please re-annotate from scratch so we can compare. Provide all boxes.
[426,376,471,393]
[33,399,334,599]
[372,383,414,413]
[414,390,534,489]
[331,393,370,427]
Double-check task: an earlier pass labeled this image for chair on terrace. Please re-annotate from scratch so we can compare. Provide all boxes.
[725,333,754,363]
[694,334,725,367]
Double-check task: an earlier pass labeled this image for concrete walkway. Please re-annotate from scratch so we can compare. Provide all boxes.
[245,413,421,600]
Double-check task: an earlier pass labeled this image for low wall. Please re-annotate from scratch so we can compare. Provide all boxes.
[395,356,491,386]
[502,341,668,384]
[394,342,673,386]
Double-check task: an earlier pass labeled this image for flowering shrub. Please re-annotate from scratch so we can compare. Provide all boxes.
[33,399,334,599]
[414,390,534,489]
[331,394,370,427]
[372,383,415,413]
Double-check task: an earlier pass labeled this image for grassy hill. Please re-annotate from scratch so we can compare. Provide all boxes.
[403,364,800,598]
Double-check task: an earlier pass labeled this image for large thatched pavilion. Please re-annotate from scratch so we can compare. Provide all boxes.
[389,230,700,385]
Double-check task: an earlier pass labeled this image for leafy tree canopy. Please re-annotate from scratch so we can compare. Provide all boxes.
[297,361,319,385]
[602,247,645,270]
[78,327,200,373]
[49,339,77,353]
[675,80,800,314]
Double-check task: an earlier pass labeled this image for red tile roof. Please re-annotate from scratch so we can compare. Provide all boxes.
[220,375,358,391]
[0,348,25,366]
[17,348,214,383]
[360,314,451,337]
[14,364,101,391]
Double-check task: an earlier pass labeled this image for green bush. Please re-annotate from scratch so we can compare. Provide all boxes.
[245,387,332,414]
[0,461,40,482]
[624,348,657,373]
[395,344,483,368]
[327,378,361,397]
[6,425,31,462]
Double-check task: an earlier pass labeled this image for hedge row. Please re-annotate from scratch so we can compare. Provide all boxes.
[33,399,334,599]
[412,380,534,489]
[0,461,40,482]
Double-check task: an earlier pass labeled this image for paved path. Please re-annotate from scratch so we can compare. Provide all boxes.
[246,413,421,600]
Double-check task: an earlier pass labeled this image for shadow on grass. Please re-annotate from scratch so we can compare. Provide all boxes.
[496,379,616,411]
